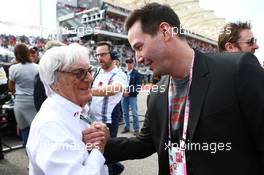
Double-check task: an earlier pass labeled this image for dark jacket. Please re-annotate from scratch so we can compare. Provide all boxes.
[104,50,264,175]
[126,69,141,97]
[33,73,47,111]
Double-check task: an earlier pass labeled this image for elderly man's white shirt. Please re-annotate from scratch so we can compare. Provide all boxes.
[26,94,108,175]
[90,67,127,123]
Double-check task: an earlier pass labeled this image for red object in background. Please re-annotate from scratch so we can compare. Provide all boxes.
[98,81,103,86]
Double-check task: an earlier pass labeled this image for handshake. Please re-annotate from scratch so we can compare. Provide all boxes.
[82,122,110,153]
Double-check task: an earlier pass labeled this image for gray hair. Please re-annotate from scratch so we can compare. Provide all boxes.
[39,43,90,96]
[45,40,66,51]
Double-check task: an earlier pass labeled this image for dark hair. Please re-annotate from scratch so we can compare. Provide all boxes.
[125,58,134,64]
[125,3,183,37]
[96,41,119,60]
[96,41,113,51]
[218,21,251,52]
[29,48,36,54]
[14,43,32,64]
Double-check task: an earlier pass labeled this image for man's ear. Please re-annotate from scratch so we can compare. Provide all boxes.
[52,83,59,91]
[159,22,172,40]
[224,42,237,52]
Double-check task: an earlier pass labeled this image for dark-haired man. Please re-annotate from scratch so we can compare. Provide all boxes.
[218,21,259,53]
[84,3,264,175]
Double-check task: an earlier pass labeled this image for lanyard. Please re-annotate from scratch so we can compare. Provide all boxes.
[168,51,194,175]
[80,114,92,125]
[79,106,92,125]
[101,72,117,123]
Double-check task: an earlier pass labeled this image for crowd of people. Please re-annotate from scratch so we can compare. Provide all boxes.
[57,1,87,13]
[86,15,126,34]
[1,2,263,175]
[0,33,217,86]
[0,34,46,52]
[84,16,219,54]
[187,37,217,53]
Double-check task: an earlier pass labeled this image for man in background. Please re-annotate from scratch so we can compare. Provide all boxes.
[218,21,259,53]
[121,58,141,136]
[91,41,127,175]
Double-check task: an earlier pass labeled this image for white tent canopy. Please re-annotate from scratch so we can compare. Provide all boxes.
[103,0,226,41]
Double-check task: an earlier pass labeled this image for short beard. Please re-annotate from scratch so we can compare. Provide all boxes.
[101,60,113,69]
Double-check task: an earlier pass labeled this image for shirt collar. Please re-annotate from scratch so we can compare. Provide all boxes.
[102,66,120,74]
[51,93,88,119]
[127,69,133,74]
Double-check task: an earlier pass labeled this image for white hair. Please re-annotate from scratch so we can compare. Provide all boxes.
[39,43,90,96]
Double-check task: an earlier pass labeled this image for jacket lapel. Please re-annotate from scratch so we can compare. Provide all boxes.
[188,50,210,141]
[154,76,169,135]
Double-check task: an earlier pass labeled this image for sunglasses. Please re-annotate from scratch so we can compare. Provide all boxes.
[236,37,257,46]
[95,52,110,57]
[59,66,94,81]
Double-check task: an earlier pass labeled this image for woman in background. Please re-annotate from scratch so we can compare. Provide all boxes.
[8,43,39,146]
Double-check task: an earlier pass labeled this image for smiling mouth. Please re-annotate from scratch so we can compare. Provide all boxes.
[80,87,90,91]
[146,61,154,70]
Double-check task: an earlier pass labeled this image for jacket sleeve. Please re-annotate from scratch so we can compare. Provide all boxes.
[104,95,156,163]
[236,53,264,173]
[33,73,47,111]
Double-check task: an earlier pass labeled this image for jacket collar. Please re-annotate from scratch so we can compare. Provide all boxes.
[188,50,210,141]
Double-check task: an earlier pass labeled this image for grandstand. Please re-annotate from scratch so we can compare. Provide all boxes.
[56,0,222,67]
[0,0,224,71]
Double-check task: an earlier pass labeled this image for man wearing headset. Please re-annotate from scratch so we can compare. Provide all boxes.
[90,41,127,175]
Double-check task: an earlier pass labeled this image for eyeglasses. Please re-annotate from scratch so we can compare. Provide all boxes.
[236,37,257,46]
[95,52,110,57]
[59,66,94,81]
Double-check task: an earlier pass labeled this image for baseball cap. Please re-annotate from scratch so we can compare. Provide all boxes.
[125,58,134,64]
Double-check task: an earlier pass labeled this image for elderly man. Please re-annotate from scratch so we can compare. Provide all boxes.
[26,44,109,175]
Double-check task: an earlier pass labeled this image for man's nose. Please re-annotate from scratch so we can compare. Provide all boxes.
[84,71,93,82]
[253,42,259,50]
[135,53,143,64]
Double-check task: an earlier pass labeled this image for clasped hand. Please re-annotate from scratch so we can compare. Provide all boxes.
[82,122,110,153]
